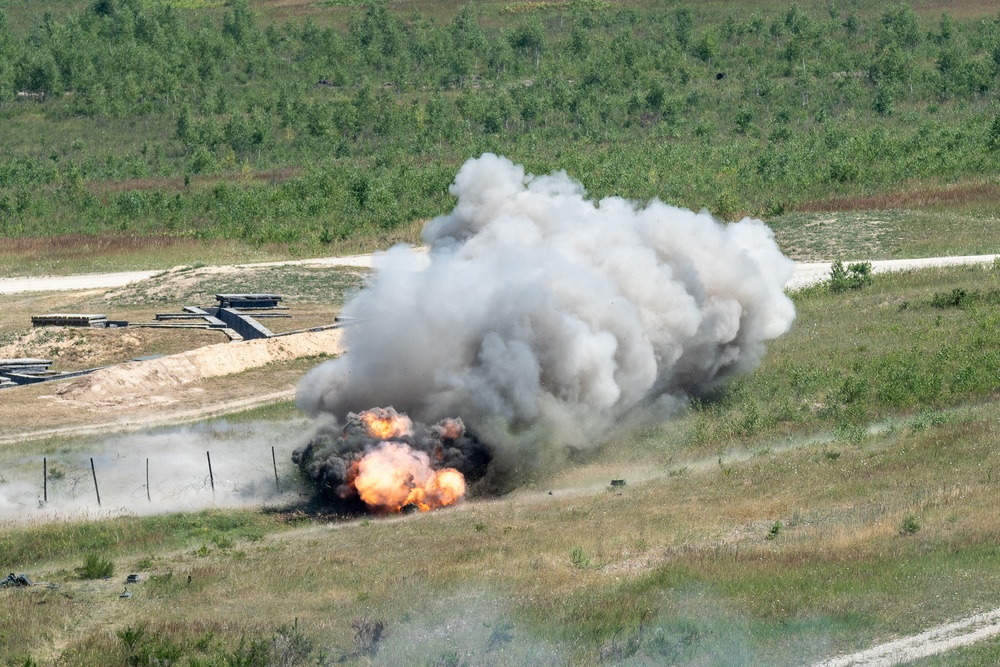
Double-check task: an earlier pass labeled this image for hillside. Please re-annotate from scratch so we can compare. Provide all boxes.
[1,0,1000,272]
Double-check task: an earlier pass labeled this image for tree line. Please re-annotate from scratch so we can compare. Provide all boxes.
[1,0,999,244]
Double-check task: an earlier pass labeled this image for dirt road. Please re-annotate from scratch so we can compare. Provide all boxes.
[786,254,1000,291]
[808,606,1000,666]
[0,252,379,294]
[2,250,995,294]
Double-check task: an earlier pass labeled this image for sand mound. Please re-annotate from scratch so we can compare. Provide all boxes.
[54,328,344,411]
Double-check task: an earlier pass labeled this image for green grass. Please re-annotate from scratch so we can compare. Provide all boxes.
[76,552,114,579]
[770,209,1000,261]
[0,510,287,568]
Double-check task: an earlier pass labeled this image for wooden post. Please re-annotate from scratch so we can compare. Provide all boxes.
[43,457,47,504]
[272,446,280,493]
[206,451,215,496]
[146,458,151,502]
[90,457,101,508]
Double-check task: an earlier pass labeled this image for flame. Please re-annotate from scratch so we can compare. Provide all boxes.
[358,407,414,440]
[352,442,466,512]
[433,417,465,440]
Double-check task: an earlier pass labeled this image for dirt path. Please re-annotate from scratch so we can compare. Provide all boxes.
[2,250,994,294]
[808,606,1000,666]
[786,254,1000,291]
[0,252,380,294]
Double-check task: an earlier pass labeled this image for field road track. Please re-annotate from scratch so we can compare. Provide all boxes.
[1,251,996,295]
[0,251,380,294]
[786,254,999,291]
[807,606,1000,666]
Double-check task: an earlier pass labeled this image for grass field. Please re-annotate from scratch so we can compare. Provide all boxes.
[3,0,1000,664]
[2,262,1000,665]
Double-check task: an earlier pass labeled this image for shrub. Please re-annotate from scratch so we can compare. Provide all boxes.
[900,515,920,535]
[766,521,782,540]
[930,287,970,309]
[829,260,874,293]
[77,553,114,579]
[570,547,591,568]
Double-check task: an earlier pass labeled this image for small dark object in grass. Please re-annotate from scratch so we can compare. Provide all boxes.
[2,573,33,587]
[610,479,626,487]
[125,574,140,584]
[352,616,386,655]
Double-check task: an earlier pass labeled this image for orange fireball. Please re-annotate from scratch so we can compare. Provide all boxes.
[358,407,414,440]
[353,442,466,512]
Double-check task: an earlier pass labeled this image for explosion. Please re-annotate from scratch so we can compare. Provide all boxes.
[350,442,466,512]
[296,154,796,499]
[293,407,490,513]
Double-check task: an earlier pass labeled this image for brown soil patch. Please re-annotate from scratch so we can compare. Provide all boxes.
[52,328,344,412]
[0,325,222,371]
[799,181,1000,213]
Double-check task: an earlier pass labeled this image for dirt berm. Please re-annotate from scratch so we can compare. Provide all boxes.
[54,328,344,411]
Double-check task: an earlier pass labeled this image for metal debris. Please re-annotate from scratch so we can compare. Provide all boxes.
[2,573,33,588]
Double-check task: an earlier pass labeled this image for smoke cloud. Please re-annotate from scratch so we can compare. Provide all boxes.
[297,154,795,470]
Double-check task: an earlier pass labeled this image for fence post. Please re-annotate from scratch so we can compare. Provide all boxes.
[272,446,280,493]
[206,451,215,496]
[90,458,101,507]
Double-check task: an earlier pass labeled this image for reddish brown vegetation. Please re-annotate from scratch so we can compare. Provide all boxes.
[1,234,186,258]
[798,181,1000,213]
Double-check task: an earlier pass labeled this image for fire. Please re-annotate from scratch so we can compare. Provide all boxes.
[358,407,414,440]
[433,417,465,440]
[352,442,467,512]
[294,406,488,514]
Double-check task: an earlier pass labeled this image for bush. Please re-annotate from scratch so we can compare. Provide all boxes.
[765,521,782,540]
[77,553,114,579]
[930,287,970,309]
[829,260,874,293]
[570,547,591,568]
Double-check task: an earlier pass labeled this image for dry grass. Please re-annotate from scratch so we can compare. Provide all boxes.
[797,180,1000,215]
[0,218,425,277]
[8,402,1000,665]
[0,235,303,277]
[5,241,1000,663]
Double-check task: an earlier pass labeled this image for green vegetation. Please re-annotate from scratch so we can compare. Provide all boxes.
[828,259,873,292]
[76,552,114,579]
[678,262,1000,453]
[1,0,1000,258]
[0,509,283,567]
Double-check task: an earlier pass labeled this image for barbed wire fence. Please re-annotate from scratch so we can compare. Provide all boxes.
[7,447,295,517]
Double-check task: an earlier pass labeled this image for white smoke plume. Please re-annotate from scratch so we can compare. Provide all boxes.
[297,154,795,464]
